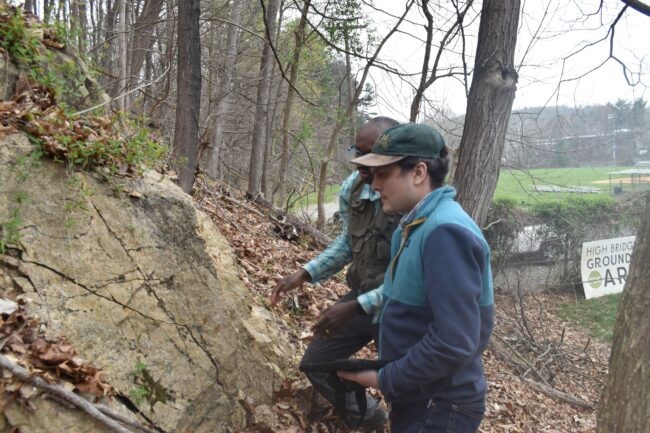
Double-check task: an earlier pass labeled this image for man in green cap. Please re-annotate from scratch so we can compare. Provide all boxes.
[339,123,495,433]
[270,117,400,430]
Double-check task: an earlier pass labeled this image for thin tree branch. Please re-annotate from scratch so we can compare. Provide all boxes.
[48,396,162,433]
[203,17,266,42]
[540,3,641,111]
[453,0,470,98]
[259,0,316,107]
[608,5,637,85]
[73,65,171,116]
[0,355,135,433]
[521,378,595,409]
[620,0,650,16]
[410,0,474,120]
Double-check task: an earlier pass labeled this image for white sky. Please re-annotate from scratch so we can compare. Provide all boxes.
[361,0,650,120]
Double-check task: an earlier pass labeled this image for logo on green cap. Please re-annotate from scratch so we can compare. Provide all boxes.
[375,133,389,150]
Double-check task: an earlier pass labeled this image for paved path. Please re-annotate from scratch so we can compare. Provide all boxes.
[293,201,339,222]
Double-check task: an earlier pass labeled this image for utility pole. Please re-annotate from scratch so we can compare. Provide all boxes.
[608,114,617,166]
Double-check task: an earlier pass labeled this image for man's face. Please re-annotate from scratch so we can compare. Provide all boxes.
[354,127,378,184]
[371,163,417,214]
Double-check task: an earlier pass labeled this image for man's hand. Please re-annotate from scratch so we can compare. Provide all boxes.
[312,300,360,336]
[270,268,310,307]
[337,369,379,388]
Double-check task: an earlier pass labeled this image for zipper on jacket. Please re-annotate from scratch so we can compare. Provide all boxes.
[389,218,426,280]
[379,217,426,361]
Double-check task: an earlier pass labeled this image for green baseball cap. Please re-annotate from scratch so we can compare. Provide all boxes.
[351,123,445,167]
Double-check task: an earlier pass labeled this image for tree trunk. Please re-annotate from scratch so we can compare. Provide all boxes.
[274,0,311,207]
[205,0,244,179]
[70,0,79,48]
[261,0,285,198]
[596,194,650,433]
[409,0,434,123]
[344,35,356,143]
[57,0,66,23]
[116,0,128,111]
[247,0,281,198]
[24,0,35,14]
[173,0,202,193]
[142,44,153,111]
[44,0,54,24]
[127,0,165,91]
[77,0,88,54]
[88,0,97,53]
[453,0,520,227]
[99,0,118,80]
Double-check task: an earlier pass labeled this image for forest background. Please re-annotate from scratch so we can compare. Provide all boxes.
[13,0,649,221]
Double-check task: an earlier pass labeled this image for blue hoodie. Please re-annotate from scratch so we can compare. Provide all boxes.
[378,185,494,404]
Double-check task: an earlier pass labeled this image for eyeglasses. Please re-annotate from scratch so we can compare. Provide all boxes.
[347,145,368,159]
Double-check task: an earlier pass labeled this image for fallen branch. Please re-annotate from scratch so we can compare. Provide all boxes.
[252,195,332,249]
[96,403,160,433]
[521,378,595,410]
[491,334,551,386]
[221,194,265,218]
[0,354,136,433]
[46,394,161,433]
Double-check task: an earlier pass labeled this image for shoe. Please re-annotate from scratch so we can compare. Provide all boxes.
[354,407,389,433]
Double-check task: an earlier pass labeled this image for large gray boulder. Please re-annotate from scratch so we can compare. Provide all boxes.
[0,133,290,432]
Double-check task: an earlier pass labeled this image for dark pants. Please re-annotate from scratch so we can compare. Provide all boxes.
[390,400,485,433]
[301,291,380,424]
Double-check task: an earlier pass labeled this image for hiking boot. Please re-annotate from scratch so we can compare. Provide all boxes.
[354,407,389,433]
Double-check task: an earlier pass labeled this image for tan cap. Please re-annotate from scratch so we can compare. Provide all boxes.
[350,153,406,167]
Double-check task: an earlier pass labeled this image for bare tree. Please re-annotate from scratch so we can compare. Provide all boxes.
[261,0,285,198]
[204,0,245,180]
[248,0,281,197]
[173,0,201,193]
[596,193,650,433]
[70,0,88,54]
[273,0,311,206]
[24,0,35,14]
[409,0,474,122]
[315,0,415,227]
[44,0,54,23]
[116,0,128,111]
[454,0,521,227]
[128,0,165,95]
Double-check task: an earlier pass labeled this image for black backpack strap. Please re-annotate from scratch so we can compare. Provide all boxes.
[300,358,388,373]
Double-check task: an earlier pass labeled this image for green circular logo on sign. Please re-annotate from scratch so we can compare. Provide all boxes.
[589,271,602,289]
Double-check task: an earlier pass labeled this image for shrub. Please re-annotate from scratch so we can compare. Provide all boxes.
[484,198,526,273]
[530,196,621,292]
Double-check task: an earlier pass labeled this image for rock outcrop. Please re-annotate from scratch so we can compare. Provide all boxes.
[0,133,291,432]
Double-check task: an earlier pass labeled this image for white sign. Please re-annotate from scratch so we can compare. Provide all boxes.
[581,236,636,299]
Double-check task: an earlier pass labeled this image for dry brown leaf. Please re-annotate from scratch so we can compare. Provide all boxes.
[18,383,38,399]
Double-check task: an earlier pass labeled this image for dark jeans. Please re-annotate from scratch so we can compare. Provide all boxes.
[390,399,485,433]
[301,291,380,424]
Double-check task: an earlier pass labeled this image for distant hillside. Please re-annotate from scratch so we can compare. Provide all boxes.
[437,100,648,168]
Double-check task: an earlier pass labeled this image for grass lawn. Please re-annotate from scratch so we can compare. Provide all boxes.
[557,293,621,342]
[295,165,647,209]
[292,184,341,210]
[493,166,623,205]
